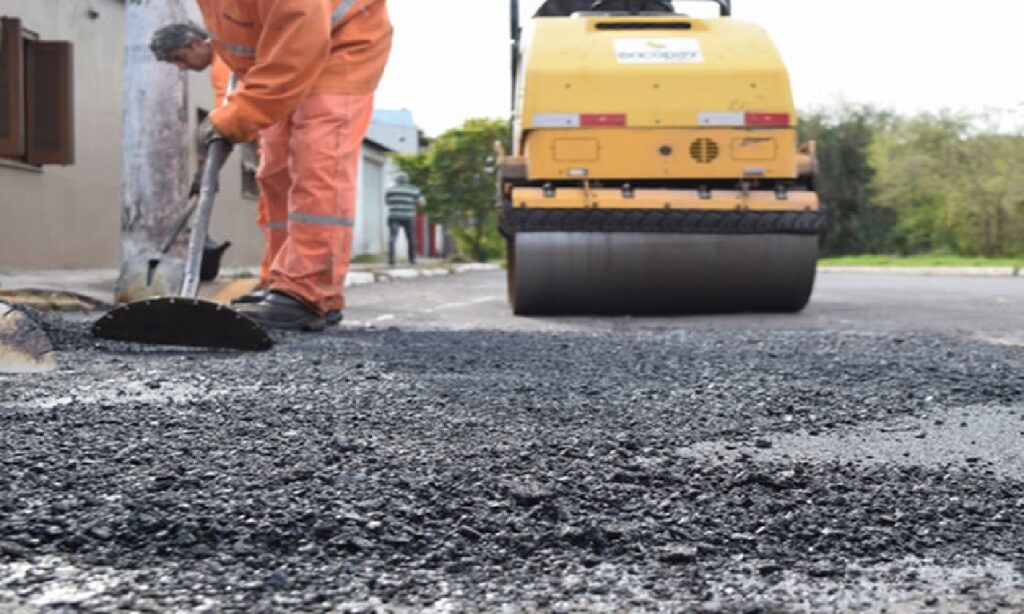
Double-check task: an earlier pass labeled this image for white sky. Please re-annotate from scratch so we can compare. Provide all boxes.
[373,0,1024,136]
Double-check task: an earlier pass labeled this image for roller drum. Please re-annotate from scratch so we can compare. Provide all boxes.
[510,232,818,315]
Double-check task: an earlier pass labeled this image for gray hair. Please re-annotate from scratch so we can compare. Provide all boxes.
[149,22,208,60]
[394,173,409,185]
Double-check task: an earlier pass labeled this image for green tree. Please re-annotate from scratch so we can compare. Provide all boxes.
[870,111,1024,257]
[946,131,1024,256]
[395,118,510,261]
[868,112,968,254]
[799,105,895,255]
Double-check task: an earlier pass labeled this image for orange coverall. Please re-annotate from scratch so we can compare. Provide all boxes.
[196,0,392,313]
[210,53,230,108]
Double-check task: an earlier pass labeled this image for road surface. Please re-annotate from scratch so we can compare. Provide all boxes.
[1,269,1022,611]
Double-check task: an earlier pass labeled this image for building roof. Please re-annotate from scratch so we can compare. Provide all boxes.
[372,109,416,127]
[365,108,421,155]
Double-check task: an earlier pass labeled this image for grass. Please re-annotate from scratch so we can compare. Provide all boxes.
[818,254,1024,268]
[350,254,386,265]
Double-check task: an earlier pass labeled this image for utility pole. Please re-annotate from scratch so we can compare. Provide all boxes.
[116,0,189,302]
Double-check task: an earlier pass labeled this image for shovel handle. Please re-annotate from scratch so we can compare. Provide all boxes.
[181,141,228,298]
[158,196,198,255]
[180,74,237,298]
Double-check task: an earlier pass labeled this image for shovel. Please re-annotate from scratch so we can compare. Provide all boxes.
[92,138,272,351]
[114,174,231,305]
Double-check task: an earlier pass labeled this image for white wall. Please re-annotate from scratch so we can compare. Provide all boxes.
[0,0,395,270]
[354,148,387,257]
[0,0,261,270]
[0,0,125,269]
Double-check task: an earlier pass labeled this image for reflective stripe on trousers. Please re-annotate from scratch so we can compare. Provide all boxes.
[289,212,355,227]
[256,93,375,313]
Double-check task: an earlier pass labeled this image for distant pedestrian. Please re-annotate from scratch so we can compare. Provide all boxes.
[386,173,426,266]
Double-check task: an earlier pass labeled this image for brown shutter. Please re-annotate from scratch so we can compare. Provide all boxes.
[26,40,74,165]
[0,18,25,158]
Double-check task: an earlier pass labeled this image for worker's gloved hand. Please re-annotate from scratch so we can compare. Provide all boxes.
[197,116,233,152]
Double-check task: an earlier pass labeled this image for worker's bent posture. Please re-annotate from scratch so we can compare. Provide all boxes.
[151,1,392,331]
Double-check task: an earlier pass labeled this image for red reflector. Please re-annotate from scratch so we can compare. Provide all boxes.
[745,112,790,127]
[580,113,627,127]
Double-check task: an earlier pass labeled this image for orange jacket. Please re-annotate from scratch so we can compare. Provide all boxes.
[197,0,392,143]
[210,53,231,108]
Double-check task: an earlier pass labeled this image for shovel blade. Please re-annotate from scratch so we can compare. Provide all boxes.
[0,302,56,374]
[115,256,186,304]
[92,298,273,351]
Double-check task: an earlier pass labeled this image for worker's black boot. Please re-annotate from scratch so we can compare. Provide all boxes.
[325,310,343,326]
[231,288,268,305]
[236,291,325,332]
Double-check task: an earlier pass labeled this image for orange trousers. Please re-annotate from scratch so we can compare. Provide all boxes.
[255,94,374,314]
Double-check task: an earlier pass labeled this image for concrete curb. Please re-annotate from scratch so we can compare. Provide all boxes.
[347,263,502,285]
[818,266,1021,277]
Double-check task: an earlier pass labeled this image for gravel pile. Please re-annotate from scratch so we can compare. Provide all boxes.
[1,318,1023,611]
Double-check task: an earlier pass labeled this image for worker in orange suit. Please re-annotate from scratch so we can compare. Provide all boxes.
[151,1,393,331]
[149,23,235,280]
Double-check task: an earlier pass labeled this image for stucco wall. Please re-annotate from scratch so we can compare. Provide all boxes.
[0,0,392,270]
[0,0,262,270]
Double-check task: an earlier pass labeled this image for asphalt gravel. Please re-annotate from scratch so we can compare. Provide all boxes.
[1,309,1023,612]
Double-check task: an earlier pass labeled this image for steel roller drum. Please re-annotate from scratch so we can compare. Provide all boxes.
[509,232,818,315]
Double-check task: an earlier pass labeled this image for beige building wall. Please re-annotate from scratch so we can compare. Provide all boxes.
[0,0,263,270]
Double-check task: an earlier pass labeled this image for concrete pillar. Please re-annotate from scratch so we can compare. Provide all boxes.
[117,0,189,295]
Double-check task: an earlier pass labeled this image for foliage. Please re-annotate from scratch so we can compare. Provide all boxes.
[818,254,1024,268]
[394,118,509,261]
[871,112,1024,257]
[801,105,1024,258]
[799,106,895,255]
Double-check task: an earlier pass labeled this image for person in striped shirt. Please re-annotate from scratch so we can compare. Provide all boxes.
[385,173,425,266]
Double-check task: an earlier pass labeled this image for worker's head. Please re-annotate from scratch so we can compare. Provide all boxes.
[395,173,409,186]
[150,22,213,71]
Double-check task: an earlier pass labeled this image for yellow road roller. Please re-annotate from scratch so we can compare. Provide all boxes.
[498,0,823,314]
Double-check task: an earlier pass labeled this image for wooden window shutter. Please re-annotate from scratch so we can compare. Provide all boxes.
[0,18,25,158]
[26,39,74,165]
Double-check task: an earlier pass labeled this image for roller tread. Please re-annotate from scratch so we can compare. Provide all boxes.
[500,207,825,236]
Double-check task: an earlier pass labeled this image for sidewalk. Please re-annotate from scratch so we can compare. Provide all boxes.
[0,258,502,310]
[817,265,1021,277]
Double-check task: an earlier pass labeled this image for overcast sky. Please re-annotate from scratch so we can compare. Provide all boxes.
[373,0,1024,136]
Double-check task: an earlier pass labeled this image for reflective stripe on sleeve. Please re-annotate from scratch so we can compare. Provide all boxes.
[332,0,357,27]
[216,38,256,57]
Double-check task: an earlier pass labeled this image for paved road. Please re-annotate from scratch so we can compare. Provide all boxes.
[345,269,1024,344]
[1,269,1023,611]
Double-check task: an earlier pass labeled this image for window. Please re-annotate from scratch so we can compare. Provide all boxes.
[0,17,74,166]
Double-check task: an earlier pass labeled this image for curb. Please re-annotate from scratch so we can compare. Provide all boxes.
[346,263,502,286]
[818,266,1020,277]
[0,263,506,308]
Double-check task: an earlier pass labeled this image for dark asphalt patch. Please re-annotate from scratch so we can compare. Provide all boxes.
[1,319,1023,610]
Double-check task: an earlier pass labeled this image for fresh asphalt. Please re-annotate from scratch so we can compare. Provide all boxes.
[1,269,1022,611]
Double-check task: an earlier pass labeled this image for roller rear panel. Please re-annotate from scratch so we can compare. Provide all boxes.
[502,8,822,317]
